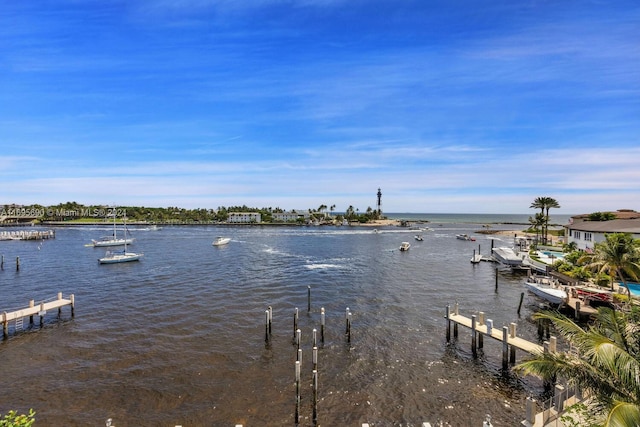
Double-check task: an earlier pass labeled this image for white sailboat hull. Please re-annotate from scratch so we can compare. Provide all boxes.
[99,251,143,264]
[92,238,135,247]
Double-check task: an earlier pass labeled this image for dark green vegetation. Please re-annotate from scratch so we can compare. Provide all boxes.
[549,233,640,295]
[4,202,383,224]
[516,307,640,427]
[518,232,640,426]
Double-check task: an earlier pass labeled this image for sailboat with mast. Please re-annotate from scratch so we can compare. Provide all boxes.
[98,217,143,264]
[91,209,135,247]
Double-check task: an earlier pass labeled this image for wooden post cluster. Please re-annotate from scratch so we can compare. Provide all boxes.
[292,324,321,426]
[445,305,545,370]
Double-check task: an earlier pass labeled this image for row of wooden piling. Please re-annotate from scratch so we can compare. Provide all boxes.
[1,255,21,271]
[445,303,551,370]
[263,286,354,426]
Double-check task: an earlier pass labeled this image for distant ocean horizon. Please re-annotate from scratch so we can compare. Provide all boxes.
[382,212,572,226]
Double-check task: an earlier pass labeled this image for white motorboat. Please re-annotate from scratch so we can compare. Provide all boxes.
[456,234,476,241]
[98,217,143,264]
[212,236,231,246]
[414,235,423,241]
[492,247,524,266]
[524,277,567,305]
[399,241,411,251]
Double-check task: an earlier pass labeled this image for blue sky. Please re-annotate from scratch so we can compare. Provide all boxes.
[1,1,638,214]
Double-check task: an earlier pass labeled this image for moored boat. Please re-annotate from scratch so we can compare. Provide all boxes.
[98,217,143,264]
[399,241,411,251]
[456,234,476,241]
[212,236,231,246]
[524,277,567,305]
[99,250,143,264]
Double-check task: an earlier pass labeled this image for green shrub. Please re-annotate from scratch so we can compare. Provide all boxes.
[0,410,35,427]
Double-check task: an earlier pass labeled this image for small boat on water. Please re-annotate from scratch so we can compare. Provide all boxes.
[212,236,231,246]
[414,235,423,241]
[492,247,524,267]
[456,234,476,241]
[524,277,567,305]
[99,219,143,264]
[90,209,135,247]
[99,250,143,264]
[399,241,411,251]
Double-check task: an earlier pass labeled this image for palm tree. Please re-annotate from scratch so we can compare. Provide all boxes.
[515,307,640,426]
[528,212,546,244]
[530,196,561,244]
[578,233,640,294]
[543,197,561,243]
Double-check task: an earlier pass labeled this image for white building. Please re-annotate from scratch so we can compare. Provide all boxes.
[227,212,261,223]
[565,209,640,251]
[272,211,310,223]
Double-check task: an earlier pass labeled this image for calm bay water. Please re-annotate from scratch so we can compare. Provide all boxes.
[0,217,554,426]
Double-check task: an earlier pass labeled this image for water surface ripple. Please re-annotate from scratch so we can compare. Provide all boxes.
[0,224,546,426]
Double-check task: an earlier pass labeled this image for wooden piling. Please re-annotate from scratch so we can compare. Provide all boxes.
[312,369,318,425]
[295,360,301,424]
[502,326,509,369]
[296,329,301,351]
[29,300,34,325]
[39,302,45,327]
[471,315,477,357]
[70,294,75,317]
[2,312,7,339]
[1,254,4,270]
[293,308,299,339]
[346,311,352,343]
[509,323,517,363]
[453,303,459,338]
[445,305,451,343]
[517,292,524,315]
[478,312,484,349]
[307,286,311,312]
[312,346,318,371]
[16,256,20,271]
[320,307,325,343]
[268,306,272,335]
[265,310,270,343]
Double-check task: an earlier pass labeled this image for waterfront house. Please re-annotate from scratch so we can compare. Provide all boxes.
[227,212,261,224]
[565,209,640,251]
[272,210,310,223]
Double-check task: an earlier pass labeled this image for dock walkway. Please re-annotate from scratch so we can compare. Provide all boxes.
[445,304,555,369]
[2,293,74,338]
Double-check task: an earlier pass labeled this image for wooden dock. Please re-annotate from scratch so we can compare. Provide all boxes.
[445,304,556,369]
[0,230,55,240]
[2,293,74,338]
